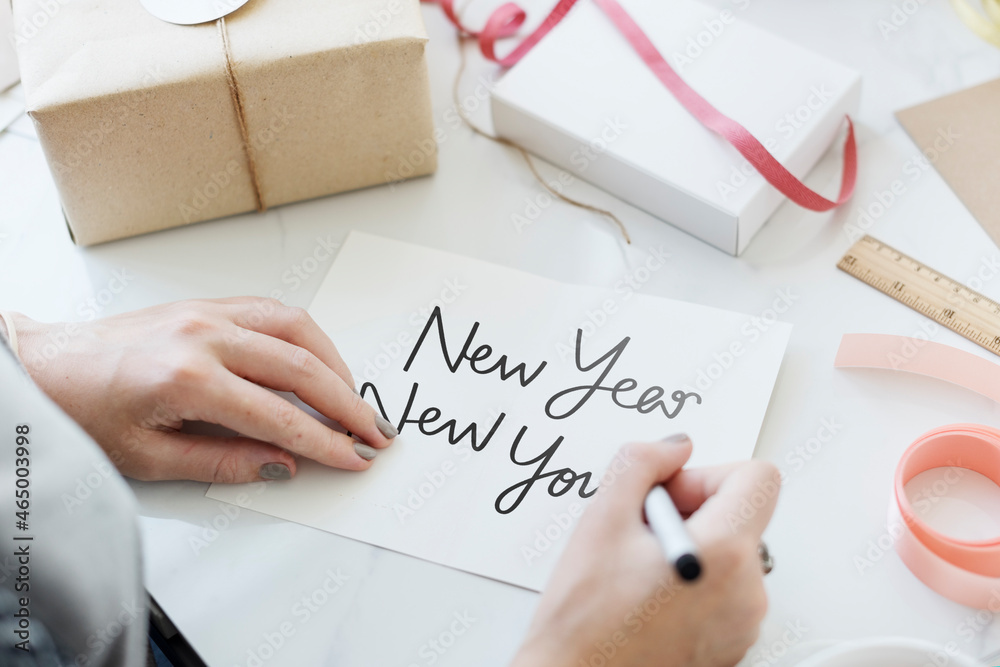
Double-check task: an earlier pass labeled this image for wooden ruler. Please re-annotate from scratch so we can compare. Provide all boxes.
[837,235,1000,357]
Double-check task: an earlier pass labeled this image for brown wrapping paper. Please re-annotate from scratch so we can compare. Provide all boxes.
[896,79,1000,250]
[14,0,437,245]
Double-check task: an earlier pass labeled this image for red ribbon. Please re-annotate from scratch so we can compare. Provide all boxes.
[427,0,857,212]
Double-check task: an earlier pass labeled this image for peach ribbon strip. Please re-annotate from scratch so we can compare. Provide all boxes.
[834,333,1000,404]
[424,0,857,213]
[836,334,1000,607]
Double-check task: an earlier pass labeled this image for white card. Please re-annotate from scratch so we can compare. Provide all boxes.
[206,233,791,591]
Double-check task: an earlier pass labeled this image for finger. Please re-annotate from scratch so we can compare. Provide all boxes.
[220,329,394,447]
[679,460,781,542]
[664,462,745,515]
[129,431,297,484]
[598,435,693,518]
[218,298,356,390]
[194,373,377,470]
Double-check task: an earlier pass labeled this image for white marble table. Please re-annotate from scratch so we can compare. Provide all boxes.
[2,1,1000,665]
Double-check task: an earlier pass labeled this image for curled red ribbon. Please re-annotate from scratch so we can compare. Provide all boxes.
[426,0,857,213]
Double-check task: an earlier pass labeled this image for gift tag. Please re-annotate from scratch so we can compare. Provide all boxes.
[139,0,252,25]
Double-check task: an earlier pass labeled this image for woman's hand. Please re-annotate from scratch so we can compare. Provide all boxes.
[512,436,779,667]
[8,297,397,483]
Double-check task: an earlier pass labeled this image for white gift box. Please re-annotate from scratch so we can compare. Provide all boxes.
[490,0,861,255]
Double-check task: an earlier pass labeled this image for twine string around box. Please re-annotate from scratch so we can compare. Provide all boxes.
[428,0,858,215]
[452,35,633,243]
[218,16,266,213]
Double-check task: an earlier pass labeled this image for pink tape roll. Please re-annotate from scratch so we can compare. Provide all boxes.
[892,425,1000,608]
[836,334,1000,607]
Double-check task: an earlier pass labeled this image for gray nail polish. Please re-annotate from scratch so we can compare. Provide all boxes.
[662,433,691,445]
[259,462,291,481]
[375,414,399,439]
[354,443,378,461]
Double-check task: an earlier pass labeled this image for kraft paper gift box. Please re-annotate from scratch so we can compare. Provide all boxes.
[13,0,436,245]
[490,0,861,255]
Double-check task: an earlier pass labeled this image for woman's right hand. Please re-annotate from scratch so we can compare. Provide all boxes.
[512,436,780,667]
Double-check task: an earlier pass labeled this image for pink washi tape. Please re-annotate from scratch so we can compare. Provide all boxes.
[836,334,1000,607]
[834,333,1000,403]
[891,424,1000,608]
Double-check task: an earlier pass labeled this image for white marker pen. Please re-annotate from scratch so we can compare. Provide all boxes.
[645,484,702,581]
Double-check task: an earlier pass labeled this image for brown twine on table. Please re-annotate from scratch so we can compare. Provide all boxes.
[218,16,266,212]
[452,35,631,244]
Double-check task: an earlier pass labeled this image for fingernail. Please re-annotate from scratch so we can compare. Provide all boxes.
[375,414,398,439]
[259,462,291,481]
[354,442,378,461]
[353,386,360,395]
[662,433,691,446]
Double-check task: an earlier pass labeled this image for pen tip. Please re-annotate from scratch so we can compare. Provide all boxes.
[676,554,702,581]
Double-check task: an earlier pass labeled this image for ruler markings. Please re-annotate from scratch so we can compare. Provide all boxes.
[837,235,1000,357]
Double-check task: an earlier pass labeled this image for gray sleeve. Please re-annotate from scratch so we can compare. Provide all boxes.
[0,340,147,666]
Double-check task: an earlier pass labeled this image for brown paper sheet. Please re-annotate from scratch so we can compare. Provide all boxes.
[896,79,1000,249]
